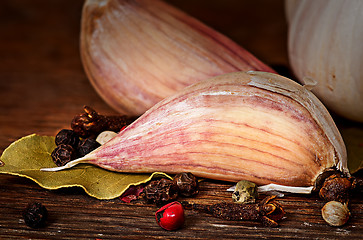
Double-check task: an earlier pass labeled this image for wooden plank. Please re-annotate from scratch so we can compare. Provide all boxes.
[0,174,362,239]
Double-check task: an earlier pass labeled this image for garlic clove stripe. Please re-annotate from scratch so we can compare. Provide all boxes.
[81,0,275,115]
[42,71,348,191]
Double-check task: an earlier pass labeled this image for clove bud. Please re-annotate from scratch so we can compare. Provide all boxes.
[319,174,356,203]
[190,196,285,227]
[71,106,134,138]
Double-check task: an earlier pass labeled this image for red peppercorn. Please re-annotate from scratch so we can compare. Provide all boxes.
[155,201,184,231]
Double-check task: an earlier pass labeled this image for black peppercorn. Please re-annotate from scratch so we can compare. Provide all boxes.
[142,178,179,204]
[22,202,48,228]
[173,172,199,197]
[51,144,76,167]
[55,129,79,148]
[77,138,101,157]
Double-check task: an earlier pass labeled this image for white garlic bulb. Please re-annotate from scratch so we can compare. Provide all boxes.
[286,0,363,122]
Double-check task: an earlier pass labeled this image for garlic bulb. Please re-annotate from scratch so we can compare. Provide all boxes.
[286,0,363,122]
[81,0,274,116]
[42,71,348,192]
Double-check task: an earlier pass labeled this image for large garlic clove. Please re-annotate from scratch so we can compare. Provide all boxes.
[286,0,363,122]
[81,0,275,116]
[42,71,348,189]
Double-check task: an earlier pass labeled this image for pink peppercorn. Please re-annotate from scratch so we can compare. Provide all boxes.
[155,201,185,230]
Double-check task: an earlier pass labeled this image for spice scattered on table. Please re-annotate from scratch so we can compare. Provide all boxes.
[55,129,79,148]
[22,202,48,228]
[77,138,100,158]
[232,180,258,204]
[156,201,185,231]
[50,106,133,167]
[316,172,359,226]
[142,178,179,204]
[51,144,77,167]
[321,201,350,227]
[173,172,199,197]
[191,195,285,227]
[71,106,133,138]
[120,185,145,203]
[142,173,200,204]
[319,173,356,203]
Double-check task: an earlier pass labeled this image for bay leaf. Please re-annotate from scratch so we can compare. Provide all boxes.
[0,134,171,200]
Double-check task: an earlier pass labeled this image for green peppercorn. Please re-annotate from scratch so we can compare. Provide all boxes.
[232,180,258,204]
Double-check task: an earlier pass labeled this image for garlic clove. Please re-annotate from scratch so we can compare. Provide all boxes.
[42,71,348,191]
[286,0,363,122]
[80,0,275,116]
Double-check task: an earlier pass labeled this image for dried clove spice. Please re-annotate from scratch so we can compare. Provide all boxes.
[142,178,179,204]
[313,168,341,192]
[319,174,357,203]
[71,106,134,138]
[190,196,285,227]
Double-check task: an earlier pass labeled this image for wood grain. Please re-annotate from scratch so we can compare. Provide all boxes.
[0,0,361,239]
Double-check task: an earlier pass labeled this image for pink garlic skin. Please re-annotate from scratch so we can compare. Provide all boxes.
[81,0,275,115]
[75,71,345,187]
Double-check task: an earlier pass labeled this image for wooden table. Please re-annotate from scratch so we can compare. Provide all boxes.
[0,1,362,239]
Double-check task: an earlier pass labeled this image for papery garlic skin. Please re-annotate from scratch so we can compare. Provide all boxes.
[42,71,348,189]
[81,0,275,116]
[286,0,363,122]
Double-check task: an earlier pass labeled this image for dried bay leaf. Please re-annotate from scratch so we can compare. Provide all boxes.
[0,134,171,199]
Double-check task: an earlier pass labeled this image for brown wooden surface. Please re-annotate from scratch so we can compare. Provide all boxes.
[0,1,362,239]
